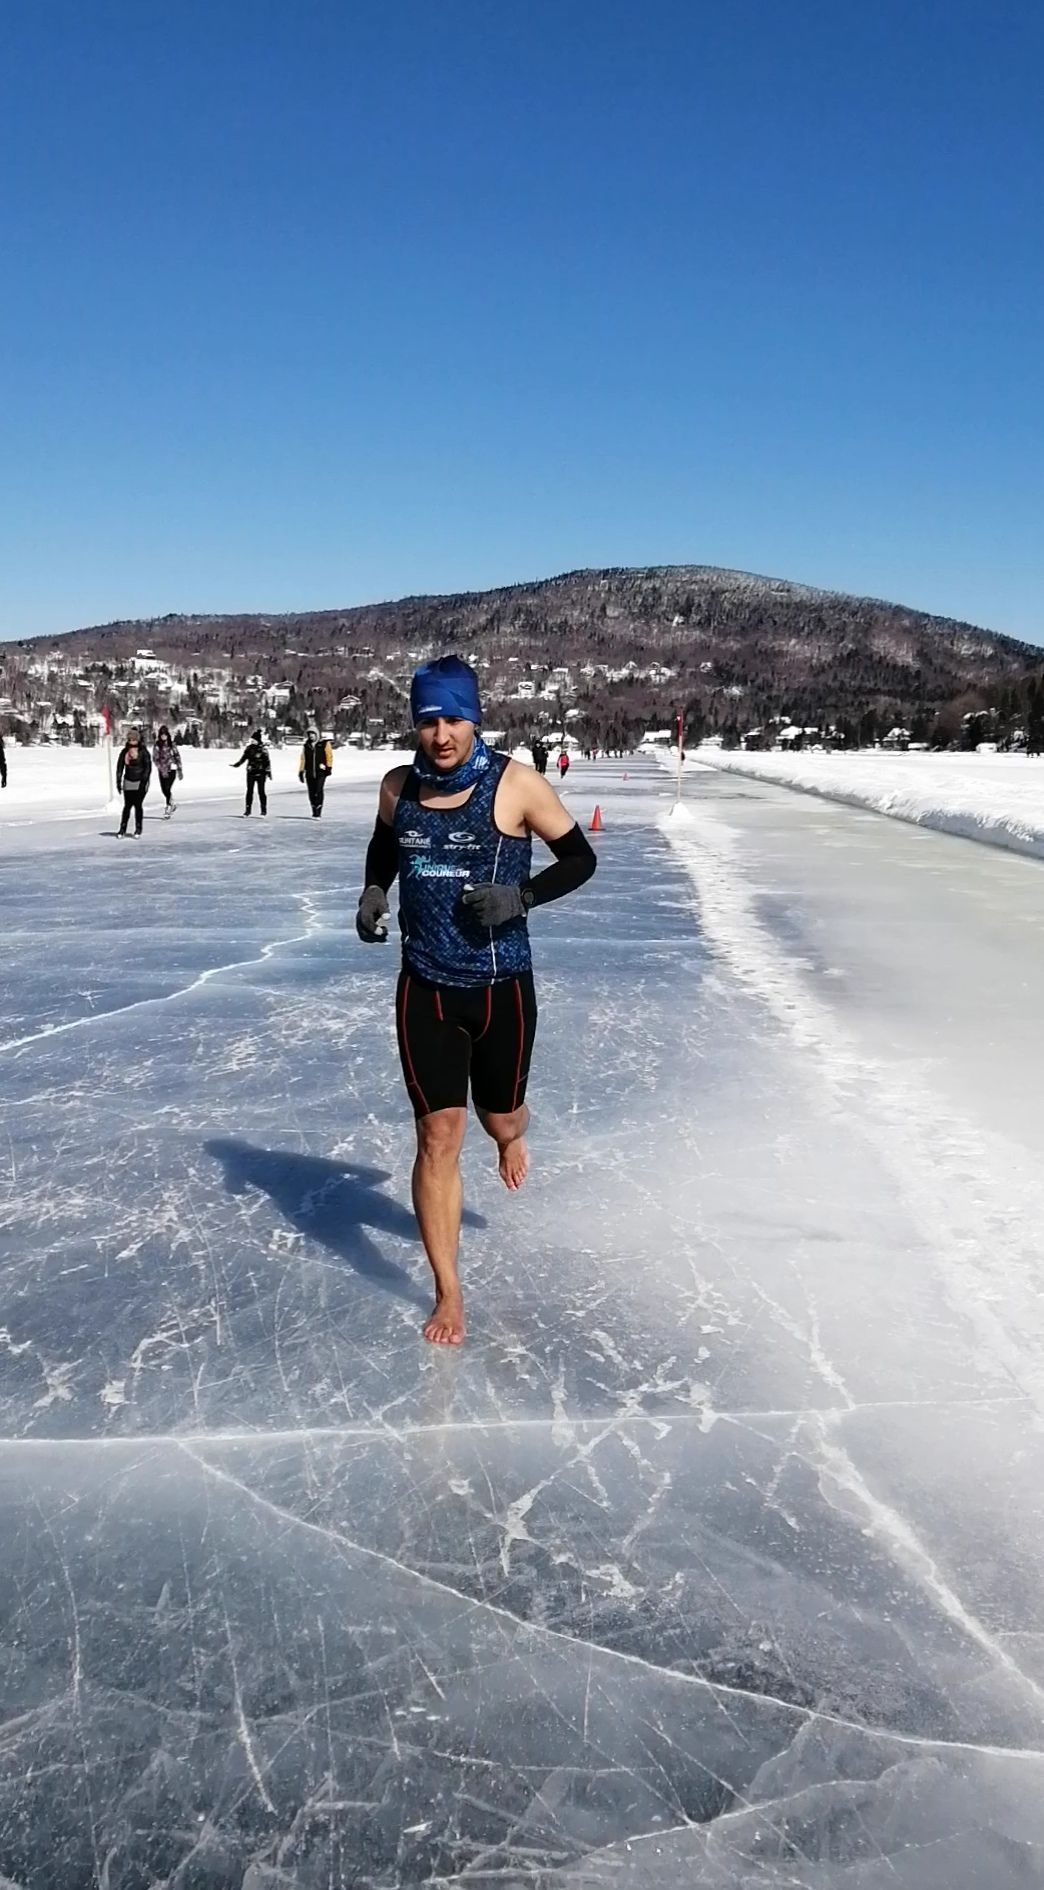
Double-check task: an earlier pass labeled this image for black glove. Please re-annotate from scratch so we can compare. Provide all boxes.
[356,885,390,942]
[462,883,527,927]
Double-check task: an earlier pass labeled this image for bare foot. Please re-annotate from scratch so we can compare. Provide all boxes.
[498,1136,529,1191]
[423,1291,466,1346]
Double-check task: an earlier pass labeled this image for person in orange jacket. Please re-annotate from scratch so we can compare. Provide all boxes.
[298,726,333,817]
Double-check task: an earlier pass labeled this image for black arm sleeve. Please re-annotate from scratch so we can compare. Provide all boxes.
[525,822,597,909]
[364,815,401,892]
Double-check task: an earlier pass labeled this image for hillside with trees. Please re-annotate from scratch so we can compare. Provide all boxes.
[4,566,1042,752]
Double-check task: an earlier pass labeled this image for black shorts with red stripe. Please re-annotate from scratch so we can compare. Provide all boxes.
[395,969,538,1119]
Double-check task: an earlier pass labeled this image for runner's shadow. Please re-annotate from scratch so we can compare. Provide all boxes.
[205,1138,484,1309]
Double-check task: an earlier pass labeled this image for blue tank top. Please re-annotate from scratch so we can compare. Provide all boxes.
[394,753,533,988]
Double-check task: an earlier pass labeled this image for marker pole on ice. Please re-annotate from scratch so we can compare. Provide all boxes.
[101,705,114,801]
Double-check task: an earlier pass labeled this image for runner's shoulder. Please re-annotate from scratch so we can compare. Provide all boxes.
[379,764,411,821]
[499,753,554,798]
[493,754,530,796]
[495,754,550,825]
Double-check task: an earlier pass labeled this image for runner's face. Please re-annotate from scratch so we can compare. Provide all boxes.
[416,718,475,772]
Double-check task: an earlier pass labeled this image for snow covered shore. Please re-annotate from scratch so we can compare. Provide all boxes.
[0,743,407,824]
[692,748,1044,861]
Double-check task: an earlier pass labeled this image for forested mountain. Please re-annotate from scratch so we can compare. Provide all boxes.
[9,566,1042,750]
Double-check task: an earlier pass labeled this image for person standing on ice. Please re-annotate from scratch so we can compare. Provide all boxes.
[0,730,6,788]
[557,747,570,781]
[355,655,597,1347]
[152,725,183,817]
[116,727,152,836]
[232,729,271,815]
[298,725,332,817]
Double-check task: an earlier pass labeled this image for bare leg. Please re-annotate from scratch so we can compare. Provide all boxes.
[412,1108,468,1344]
[477,1104,530,1191]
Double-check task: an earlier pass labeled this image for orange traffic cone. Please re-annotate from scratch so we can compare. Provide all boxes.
[590,805,603,833]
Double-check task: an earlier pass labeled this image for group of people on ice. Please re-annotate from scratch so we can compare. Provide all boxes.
[115,726,182,835]
[113,724,333,833]
[529,738,571,780]
[229,726,331,817]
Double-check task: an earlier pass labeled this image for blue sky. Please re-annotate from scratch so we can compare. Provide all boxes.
[1,0,1041,643]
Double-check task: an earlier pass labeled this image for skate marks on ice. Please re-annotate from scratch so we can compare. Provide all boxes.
[0,820,332,1053]
[2,1418,1044,1889]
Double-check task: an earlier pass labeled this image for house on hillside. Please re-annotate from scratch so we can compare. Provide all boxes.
[777,725,820,747]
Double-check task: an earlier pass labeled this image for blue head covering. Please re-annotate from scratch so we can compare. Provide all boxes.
[410,656,482,727]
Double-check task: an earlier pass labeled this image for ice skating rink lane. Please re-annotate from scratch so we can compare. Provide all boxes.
[0,759,1041,1885]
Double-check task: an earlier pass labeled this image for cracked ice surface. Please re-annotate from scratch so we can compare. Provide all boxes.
[1,761,1043,1886]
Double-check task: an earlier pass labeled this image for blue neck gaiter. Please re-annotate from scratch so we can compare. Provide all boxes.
[412,733,491,794]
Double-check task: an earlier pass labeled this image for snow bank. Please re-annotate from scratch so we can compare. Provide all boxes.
[0,744,407,825]
[694,749,1044,861]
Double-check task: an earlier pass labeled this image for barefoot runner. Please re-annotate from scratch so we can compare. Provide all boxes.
[356,656,597,1346]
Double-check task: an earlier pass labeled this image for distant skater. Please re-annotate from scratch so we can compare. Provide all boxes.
[299,726,332,817]
[0,730,6,789]
[116,727,152,836]
[557,748,570,781]
[530,739,548,776]
[232,729,272,815]
[356,656,597,1346]
[153,725,183,817]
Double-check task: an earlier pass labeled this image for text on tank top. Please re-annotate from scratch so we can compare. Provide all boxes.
[393,752,532,988]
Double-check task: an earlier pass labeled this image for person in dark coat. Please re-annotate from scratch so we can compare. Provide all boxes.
[0,731,7,789]
[232,730,272,815]
[298,726,333,817]
[116,727,152,835]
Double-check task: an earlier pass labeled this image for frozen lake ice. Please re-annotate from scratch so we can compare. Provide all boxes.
[1,757,1043,1885]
